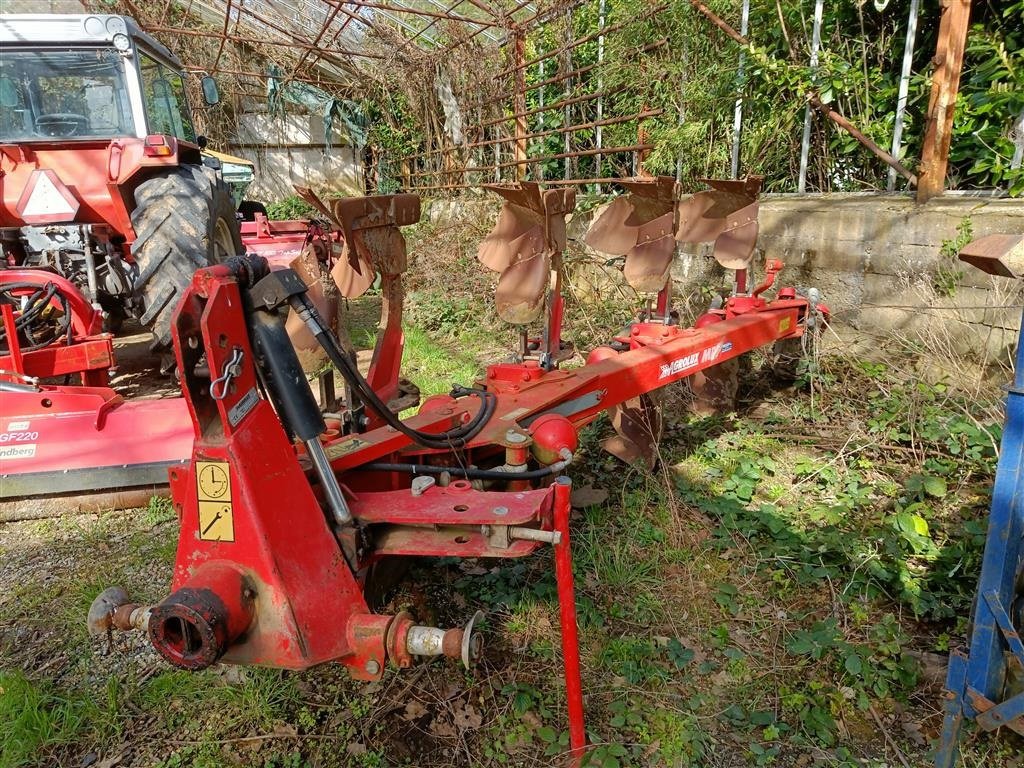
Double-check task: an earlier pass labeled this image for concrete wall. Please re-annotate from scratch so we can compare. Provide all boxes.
[429,193,1024,360]
[227,112,363,203]
[682,193,1024,358]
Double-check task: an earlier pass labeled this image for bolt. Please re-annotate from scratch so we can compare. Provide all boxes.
[505,429,527,444]
[364,659,380,675]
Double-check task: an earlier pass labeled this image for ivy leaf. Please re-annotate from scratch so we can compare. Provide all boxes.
[923,475,948,498]
[844,653,863,676]
[537,726,557,743]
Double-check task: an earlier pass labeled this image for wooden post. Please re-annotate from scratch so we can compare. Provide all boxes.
[917,0,972,203]
[514,31,528,181]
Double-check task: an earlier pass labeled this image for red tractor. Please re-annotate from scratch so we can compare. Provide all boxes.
[0,13,242,352]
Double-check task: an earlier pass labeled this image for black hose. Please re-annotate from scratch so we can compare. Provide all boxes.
[290,293,496,450]
[0,282,72,353]
[361,460,570,481]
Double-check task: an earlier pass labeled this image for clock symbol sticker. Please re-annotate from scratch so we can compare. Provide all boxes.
[199,463,229,499]
[196,461,234,542]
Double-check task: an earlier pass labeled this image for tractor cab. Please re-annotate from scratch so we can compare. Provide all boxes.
[0,14,241,353]
[0,14,217,145]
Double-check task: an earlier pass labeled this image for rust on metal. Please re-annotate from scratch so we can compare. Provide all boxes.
[676,177,763,269]
[958,234,1024,279]
[602,393,663,469]
[585,175,679,293]
[285,240,340,371]
[967,688,1024,736]
[478,183,575,325]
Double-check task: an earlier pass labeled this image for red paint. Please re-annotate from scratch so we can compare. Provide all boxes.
[2,269,102,336]
[529,413,578,464]
[0,138,191,256]
[81,248,821,746]
[553,477,587,758]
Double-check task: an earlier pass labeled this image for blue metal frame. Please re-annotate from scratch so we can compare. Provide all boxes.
[936,306,1024,766]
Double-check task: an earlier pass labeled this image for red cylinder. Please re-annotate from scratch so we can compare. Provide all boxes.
[586,346,619,365]
[529,414,578,465]
[695,312,723,329]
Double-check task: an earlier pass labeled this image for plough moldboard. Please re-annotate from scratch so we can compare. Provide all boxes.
[4,179,829,759]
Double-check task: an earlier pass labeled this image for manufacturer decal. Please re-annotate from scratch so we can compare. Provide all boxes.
[6,421,29,431]
[325,437,369,460]
[0,444,36,460]
[228,387,259,427]
[659,341,733,380]
[659,352,699,379]
[0,430,38,443]
[779,317,792,332]
[700,342,725,365]
[196,460,234,542]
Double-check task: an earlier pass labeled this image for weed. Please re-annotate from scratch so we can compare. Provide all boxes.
[933,217,973,297]
[0,671,94,768]
[144,495,176,526]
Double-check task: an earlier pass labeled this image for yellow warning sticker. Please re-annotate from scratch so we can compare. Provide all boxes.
[197,461,231,501]
[196,461,234,542]
[779,317,792,332]
[198,501,234,542]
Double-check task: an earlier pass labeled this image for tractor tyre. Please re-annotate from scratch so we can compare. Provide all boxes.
[130,165,243,351]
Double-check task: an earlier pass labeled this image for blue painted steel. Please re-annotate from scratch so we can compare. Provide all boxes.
[936,306,1024,766]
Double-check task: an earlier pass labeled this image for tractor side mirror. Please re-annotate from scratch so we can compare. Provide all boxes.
[0,75,18,108]
[201,76,220,106]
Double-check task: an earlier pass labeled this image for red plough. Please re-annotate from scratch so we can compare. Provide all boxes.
[86,178,827,760]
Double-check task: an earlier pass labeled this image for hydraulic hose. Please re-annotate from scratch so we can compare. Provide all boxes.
[0,282,72,352]
[288,293,496,450]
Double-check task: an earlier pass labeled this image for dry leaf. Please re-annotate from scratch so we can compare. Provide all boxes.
[346,742,368,756]
[453,703,483,731]
[401,700,428,721]
[429,717,457,739]
[271,722,298,738]
[521,710,542,729]
[901,719,927,746]
[571,486,608,508]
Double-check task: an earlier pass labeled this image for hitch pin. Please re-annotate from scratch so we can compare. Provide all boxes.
[210,348,244,400]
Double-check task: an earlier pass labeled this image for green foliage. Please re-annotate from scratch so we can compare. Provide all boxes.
[685,366,998,621]
[512,0,1024,193]
[144,494,176,525]
[0,671,93,768]
[934,217,974,296]
[264,195,317,221]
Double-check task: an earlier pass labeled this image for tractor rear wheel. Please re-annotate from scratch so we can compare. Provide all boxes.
[130,165,242,351]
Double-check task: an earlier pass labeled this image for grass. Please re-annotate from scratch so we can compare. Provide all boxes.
[0,671,94,768]
[1,245,1022,766]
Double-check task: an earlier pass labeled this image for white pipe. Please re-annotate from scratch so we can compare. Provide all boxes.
[887,0,921,191]
[538,60,545,180]
[1011,107,1024,171]
[798,0,825,193]
[730,0,751,179]
[595,0,605,192]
